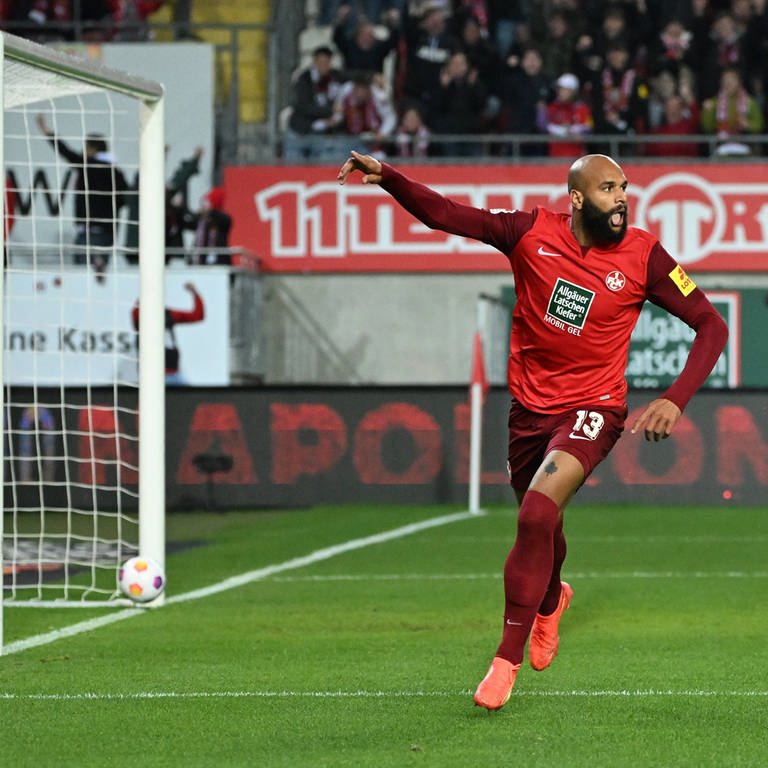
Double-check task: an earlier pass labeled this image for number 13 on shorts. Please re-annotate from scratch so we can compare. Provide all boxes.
[569,410,605,441]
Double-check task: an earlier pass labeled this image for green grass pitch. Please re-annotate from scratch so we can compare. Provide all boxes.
[2,502,768,767]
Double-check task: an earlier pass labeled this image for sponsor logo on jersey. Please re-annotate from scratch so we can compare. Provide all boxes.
[669,265,696,296]
[537,245,562,257]
[546,278,595,331]
[605,270,626,291]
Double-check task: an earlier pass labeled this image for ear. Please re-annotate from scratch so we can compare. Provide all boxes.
[570,189,583,210]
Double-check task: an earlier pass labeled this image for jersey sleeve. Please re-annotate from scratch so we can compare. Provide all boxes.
[169,292,205,324]
[644,243,729,411]
[379,163,534,256]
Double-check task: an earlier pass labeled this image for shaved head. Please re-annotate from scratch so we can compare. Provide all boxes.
[567,154,624,193]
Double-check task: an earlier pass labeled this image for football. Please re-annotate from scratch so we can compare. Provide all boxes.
[118,556,166,603]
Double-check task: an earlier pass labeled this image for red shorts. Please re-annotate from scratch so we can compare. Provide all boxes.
[507,398,627,492]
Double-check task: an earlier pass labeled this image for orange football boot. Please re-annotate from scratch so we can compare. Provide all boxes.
[529,581,573,671]
[473,657,521,710]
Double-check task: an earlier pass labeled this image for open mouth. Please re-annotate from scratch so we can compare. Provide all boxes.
[610,210,625,227]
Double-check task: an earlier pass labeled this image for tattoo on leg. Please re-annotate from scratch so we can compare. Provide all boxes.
[544,460,558,476]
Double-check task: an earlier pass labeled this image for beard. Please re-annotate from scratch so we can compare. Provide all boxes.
[580,197,627,245]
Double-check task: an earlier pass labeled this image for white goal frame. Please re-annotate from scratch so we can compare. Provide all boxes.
[0,32,165,652]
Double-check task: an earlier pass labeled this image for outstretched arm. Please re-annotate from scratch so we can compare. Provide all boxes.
[35,112,82,164]
[338,151,527,250]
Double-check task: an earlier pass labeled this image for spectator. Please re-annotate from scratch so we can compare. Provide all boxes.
[334,73,397,157]
[399,3,458,116]
[591,41,650,145]
[283,45,345,162]
[189,187,232,265]
[394,105,431,156]
[573,5,641,86]
[742,0,768,112]
[429,50,488,156]
[448,0,490,37]
[582,0,651,59]
[694,11,746,101]
[332,7,400,79]
[18,406,56,482]
[646,18,696,79]
[542,72,594,158]
[533,10,579,82]
[164,147,203,257]
[645,67,682,129]
[700,65,764,155]
[487,0,529,59]
[131,282,205,386]
[496,45,550,156]
[645,91,702,157]
[123,145,203,264]
[456,12,500,87]
[35,112,128,273]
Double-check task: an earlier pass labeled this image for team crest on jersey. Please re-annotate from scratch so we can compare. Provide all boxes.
[605,270,626,291]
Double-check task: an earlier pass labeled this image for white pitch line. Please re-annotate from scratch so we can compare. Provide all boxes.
[1,688,767,702]
[1,509,480,657]
[270,570,768,583]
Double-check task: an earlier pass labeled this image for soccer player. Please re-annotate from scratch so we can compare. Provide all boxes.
[337,151,728,710]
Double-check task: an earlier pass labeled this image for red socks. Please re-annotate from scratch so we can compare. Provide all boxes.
[495,490,562,664]
[538,517,567,616]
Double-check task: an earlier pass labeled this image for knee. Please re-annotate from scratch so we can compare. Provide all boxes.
[516,491,561,539]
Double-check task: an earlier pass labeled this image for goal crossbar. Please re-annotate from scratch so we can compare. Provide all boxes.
[2,32,164,105]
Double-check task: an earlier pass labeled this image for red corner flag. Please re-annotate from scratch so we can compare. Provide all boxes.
[470,332,489,404]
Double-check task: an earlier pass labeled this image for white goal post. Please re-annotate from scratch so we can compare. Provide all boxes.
[0,32,165,652]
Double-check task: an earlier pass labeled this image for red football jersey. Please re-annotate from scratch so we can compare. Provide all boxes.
[507,208,652,411]
[379,164,728,414]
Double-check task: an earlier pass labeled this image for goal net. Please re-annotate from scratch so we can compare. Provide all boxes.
[0,32,166,652]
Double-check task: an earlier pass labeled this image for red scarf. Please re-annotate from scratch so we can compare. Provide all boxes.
[342,92,380,134]
[716,87,749,133]
[601,67,635,114]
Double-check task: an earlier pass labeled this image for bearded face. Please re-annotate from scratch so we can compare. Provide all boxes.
[579,195,627,245]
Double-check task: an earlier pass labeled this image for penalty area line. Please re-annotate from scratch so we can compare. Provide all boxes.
[1,509,481,657]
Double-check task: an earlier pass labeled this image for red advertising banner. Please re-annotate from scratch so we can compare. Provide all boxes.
[224,163,768,273]
[8,387,765,510]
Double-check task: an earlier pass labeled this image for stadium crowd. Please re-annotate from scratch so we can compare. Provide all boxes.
[285,0,768,159]
[0,1,172,41]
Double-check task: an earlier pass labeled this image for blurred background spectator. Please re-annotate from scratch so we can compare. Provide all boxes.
[700,65,764,156]
[35,111,128,273]
[333,72,397,156]
[398,3,458,118]
[394,104,431,156]
[645,88,702,157]
[590,40,649,147]
[496,45,549,156]
[429,49,488,156]
[283,44,345,161]
[542,72,593,158]
[189,187,232,265]
[332,4,400,78]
